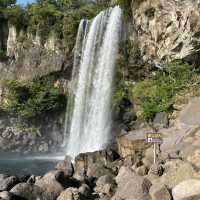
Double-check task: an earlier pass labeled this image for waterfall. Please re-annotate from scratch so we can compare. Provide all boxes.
[65,6,122,158]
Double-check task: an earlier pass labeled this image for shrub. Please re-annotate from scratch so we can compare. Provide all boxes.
[117,0,133,20]
[129,61,196,121]
[1,77,67,118]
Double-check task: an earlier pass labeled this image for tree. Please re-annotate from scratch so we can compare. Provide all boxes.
[0,0,16,8]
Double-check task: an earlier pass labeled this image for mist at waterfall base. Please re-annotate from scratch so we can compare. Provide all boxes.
[64,6,122,158]
[0,6,122,176]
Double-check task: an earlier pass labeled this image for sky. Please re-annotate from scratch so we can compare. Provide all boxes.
[17,0,35,5]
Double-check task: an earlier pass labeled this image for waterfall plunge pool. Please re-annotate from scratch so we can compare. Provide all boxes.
[0,153,64,176]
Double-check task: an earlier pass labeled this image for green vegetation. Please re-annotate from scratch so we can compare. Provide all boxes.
[129,61,197,120]
[117,0,132,20]
[0,0,114,51]
[112,39,142,106]
[0,77,66,118]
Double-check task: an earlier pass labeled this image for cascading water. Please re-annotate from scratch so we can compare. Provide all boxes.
[64,6,122,158]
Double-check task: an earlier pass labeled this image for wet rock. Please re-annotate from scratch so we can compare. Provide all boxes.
[0,176,19,191]
[0,111,65,154]
[57,187,81,200]
[150,183,171,200]
[55,156,74,177]
[10,183,48,200]
[172,179,200,200]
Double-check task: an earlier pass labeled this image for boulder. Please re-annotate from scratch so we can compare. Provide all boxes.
[172,179,200,200]
[95,175,116,196]
[74,149,119,179]
[78,184,91,197]
[10,183,48,200]
[55,156,74,177]
[149,183,171,200]
[115,166,136,187]
[0,191,15,200]
[112,166,152,200]
[153,112,169,129]
[187,149,200,169]
[57,188,81,200]
[0,176,19,191]
[35,170,64,200]
[148,164,164,176]
[87,163,113,179]
[117,129,151,158]
[136,165,149,176]
[160,160,196,188]
[178,97,200,128]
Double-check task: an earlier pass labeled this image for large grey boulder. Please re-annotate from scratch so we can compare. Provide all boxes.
[149,183,171,200]
[153,112,169,129]
[112,166,152,200]
[87,163,113,179]
[187,149,200,169]
[57,188,81,200]
[10,183,48,200]
[55,156,74,177]
[35,170,64,200]
[95,175,116,196]
[0,191,15,200]
[160,160,196,189]
[117,129,151,158]
[0,176,19,191]
[74,149,119,179]
[172,179,200,200]
[178,97,200,128]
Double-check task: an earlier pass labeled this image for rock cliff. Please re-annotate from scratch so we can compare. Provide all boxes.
[132,0,200,65]
[0,25,72,80]
[0,24,72,153]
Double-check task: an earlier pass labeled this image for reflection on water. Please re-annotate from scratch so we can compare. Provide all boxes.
[0,153,62,176]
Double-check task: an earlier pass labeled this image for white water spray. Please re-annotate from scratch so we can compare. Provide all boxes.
[65,6,122,158]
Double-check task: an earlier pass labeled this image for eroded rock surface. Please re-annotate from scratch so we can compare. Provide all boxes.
[133,0,200,65]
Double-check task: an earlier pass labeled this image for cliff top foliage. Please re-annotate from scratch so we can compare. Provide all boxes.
[0,0,131,51]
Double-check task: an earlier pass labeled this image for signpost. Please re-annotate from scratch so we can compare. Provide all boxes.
[146,131,163,164]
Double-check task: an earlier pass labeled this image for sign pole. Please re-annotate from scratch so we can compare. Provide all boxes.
[153,143,156,164]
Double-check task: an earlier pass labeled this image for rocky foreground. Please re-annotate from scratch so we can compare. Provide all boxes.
[0,98,200,200]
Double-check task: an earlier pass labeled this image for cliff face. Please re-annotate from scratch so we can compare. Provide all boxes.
[0,25,72,80]
[131,0,200,65]
[0,25,72,153]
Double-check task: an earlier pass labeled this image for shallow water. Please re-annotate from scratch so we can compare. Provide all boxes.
[0,154,62,176]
